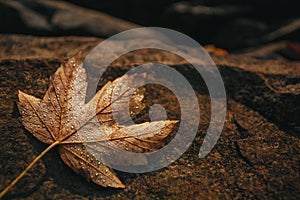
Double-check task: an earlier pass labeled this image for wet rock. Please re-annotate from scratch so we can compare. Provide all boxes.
[0,35,299,199]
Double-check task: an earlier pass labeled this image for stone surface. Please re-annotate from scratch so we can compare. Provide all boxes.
[0,35,299,199]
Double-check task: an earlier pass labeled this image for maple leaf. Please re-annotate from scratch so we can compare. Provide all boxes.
[0,52,178,197]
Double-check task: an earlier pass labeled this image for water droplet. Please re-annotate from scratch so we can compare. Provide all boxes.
[71,125,74,129]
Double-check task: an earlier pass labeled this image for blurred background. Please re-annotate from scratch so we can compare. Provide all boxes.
[1,0,300,55]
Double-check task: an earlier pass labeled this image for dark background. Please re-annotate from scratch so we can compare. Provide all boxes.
[1,0,300,51]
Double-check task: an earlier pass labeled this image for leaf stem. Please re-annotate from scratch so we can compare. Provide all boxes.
[0,140,60,198]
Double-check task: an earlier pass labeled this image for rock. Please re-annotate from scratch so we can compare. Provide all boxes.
[0,34,101,59]
[0,0,139,37]
[0,35,299,199]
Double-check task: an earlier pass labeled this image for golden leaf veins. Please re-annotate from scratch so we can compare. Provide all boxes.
[16,52,178,189]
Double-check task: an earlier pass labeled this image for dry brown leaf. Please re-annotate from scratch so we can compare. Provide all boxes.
[1,51,178,197]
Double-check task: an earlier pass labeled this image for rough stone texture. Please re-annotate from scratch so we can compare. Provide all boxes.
[0,35,299,199]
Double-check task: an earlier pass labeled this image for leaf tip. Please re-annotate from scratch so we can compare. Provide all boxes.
[17,90,26,100]
[74,50,84,62]
[75,50,83,57]
[117,182,126,189]
[167,120,179,126]
[163,120,179,134]
[65,50,84,70]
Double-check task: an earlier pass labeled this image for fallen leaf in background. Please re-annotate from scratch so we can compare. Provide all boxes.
[204,44,228,55]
